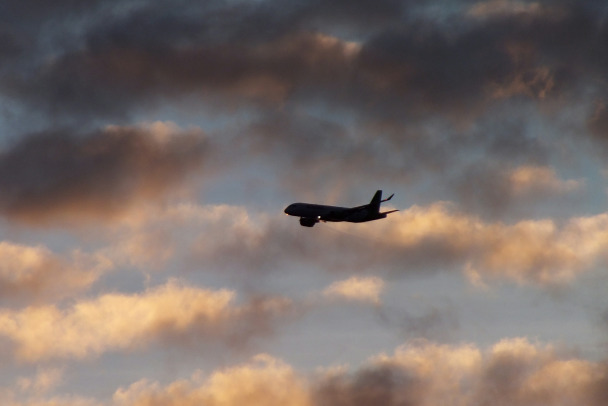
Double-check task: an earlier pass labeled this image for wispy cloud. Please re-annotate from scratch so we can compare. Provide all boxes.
[323,276,385,305]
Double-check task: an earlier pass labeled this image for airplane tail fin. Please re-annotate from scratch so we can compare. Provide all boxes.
[370,190,398,219]
[369,190,382,213]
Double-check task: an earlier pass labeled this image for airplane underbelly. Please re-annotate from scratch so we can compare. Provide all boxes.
[297,207,332,218]
[346,210,369,222]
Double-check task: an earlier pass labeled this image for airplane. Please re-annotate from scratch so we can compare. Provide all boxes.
[284,190,398,227]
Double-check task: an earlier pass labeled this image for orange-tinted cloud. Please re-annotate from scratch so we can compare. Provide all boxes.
[19,338,597,406]
[314,338,608,406]
[0,280,234,361]
[508,165,582,196]
[376,204,597,286]
[323,276,384,305]
[114,354,311,406]
[0,241,112,305]
[0,278,296,362]
[17,367,64,395]
[0,122,207,226]
[177,202,608,286]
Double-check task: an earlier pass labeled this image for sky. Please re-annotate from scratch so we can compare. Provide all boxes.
[2,0,608,404]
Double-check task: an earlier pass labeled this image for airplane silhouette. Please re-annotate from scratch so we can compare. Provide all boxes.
[284,190,398,227]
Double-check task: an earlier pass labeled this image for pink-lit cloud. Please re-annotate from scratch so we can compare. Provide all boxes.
[322,276,385,305]
[170,202,608,286]
[0,281,246,362]
[13,338,601,406]
[0,241,112,305]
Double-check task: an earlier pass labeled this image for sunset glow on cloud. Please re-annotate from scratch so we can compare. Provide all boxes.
[323,276,385,304]
[0,280,234,361]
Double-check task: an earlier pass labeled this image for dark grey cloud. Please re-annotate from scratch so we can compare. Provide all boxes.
[588,363,608,406]
[314,364,422,406]
[4,31,357,120]
[240,107,559,214]
[2,0,608,218]
[398,306,460,341]
[5,0,606,122]
[311,339,608,406]
[0,124,207,224]
[590,100,608,141]
[2,0,108,20]
[89,336,608,406]
[0,28,23,62]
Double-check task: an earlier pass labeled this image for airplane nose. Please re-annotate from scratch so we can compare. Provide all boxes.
[284,204,294,215]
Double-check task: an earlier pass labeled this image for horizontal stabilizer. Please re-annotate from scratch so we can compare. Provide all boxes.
[381,193,394,203]
[381,209,399,215]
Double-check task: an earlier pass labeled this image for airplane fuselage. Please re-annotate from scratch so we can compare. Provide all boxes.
[284,190,398,227]
[284,203,384,223]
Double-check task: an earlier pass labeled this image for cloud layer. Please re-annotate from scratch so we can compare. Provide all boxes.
[168,202,607,286]
[0,122,207,225]
[0,242,111,305]
[0,280,295,362]
[62,338,604,406]
[2,0,606,222]
[1,1,608,405]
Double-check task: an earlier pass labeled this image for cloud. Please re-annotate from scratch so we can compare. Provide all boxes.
[397,305,460,342]
[467,0,545,19]
[0,278,297,362]
[314,338,608,406]
[0,280,236,361]
[17,367,64,395]
[6,26,361,119]
[22,338,598,406]
[113,354,311,406]
[323,276,384,305]
[508,165,582,195]
[3,2,608,405]
[3,0,608,211]
[176,202,608,286]
[5,0,605,126]
[3,394,102,406]
[590,100,608,141]
[385,204,595,286]
[0,241,112,305]
[0,122,208,225]
[473,338,606,405]
[453,163,583,218]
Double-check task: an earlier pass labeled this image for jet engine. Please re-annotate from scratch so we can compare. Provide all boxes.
[299,217,317,227]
